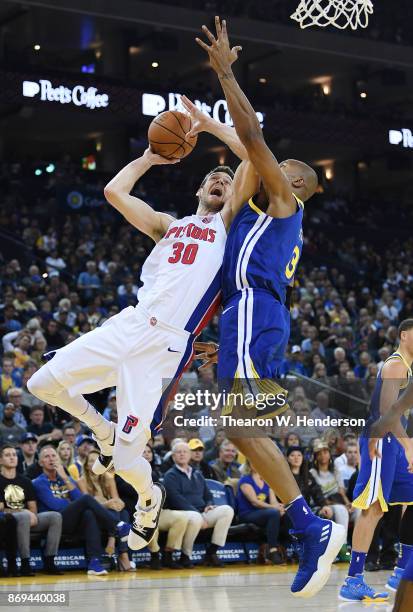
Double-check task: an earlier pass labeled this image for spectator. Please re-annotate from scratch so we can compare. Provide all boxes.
[27,406,54,439]
[236,460,284,564]
[210,440,241,484]
[62,424,76,445]
[77,261,101,299]
[164,442,234,567]
[204,428,227,462]
[43,320,65,351]
[17,432,38,474]
[77,449,133,571]
[6,387,27,429]
[334,442,359,490]
[286,446,333,519]
[310,441,352,542]
[57,440,75,472]
[189,438,216,479]
[280,345,307,376]
[102,389,117,421]
[0,403,26,445]
[354,351,371,378]
[0,444,63,575]
[33,445,129,576]
[68,435,96,480]
[0,357,22,399]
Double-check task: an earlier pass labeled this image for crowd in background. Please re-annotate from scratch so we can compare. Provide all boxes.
[0,161,412,575]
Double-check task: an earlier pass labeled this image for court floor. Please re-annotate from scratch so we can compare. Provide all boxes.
[0,565,395,612]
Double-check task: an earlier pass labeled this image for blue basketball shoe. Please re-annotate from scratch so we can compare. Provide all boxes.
[290,518,346,598]
[386,566,404,592]
[339,574,389,601]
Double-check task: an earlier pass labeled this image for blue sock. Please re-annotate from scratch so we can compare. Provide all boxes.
[285,495,316,530]
[397,543,413,570]
[348,550,367,577]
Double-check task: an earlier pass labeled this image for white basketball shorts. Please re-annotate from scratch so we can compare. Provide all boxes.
[46,304,194,441]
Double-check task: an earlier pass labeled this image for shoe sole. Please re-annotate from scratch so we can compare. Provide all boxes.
[128,484,166,551]
[338,594,389,602]
[292,522,346,598]
[87,571,108,576]
[385,582,398,592]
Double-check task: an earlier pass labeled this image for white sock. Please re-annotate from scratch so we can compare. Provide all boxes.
[55,389,111,440]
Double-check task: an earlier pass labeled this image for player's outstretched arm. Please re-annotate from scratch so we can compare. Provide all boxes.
[181,95,248,161]
[196,17,296,218]
[104,148,177,242]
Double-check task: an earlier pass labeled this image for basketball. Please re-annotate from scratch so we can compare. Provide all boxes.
[148,110,198,159]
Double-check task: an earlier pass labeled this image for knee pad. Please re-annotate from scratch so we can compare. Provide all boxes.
[27,364,63,404]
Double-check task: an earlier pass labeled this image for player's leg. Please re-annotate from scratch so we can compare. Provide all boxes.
[27,310,134,458]
[386,452,413,591]
[340,435,397,601]
[220,293,345,597]
[113,315,192,550]
[393,548,413,612]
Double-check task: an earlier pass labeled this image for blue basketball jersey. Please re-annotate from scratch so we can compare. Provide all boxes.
[368,351,412,423]
[221,195,304,306]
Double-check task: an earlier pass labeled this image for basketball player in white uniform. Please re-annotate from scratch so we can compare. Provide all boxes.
[28,142,258,550]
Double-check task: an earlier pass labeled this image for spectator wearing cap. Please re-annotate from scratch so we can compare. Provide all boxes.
[68,435,96,480]
[6,387,27,429]
[189,438,216,479]
[0,403,26,445]
[0,444,63,575]
[27,406,54,440]
[33,445,130,576]
[236,459,284,565]
[13,287,37,316]
[280,345,307,377]
[209,440,241,485]
[164,442,234,567]
[17,433,38,474]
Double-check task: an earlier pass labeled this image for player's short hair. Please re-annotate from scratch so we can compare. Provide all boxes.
[200,166,234,188]
[398,319,413,339]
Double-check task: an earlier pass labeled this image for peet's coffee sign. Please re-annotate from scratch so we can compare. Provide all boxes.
[142,92,264,127]
[22,79,109,109]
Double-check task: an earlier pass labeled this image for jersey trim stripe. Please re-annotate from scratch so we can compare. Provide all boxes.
[235,214,270,291]
[248,197,264,216]
[151,338,195,433]
[239,216,272,289]
[184,268,222,335]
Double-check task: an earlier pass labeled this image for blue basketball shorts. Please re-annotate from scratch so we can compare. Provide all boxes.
[353,434,413,511]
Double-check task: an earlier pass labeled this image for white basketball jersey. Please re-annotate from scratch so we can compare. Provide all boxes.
[137,213,227,333]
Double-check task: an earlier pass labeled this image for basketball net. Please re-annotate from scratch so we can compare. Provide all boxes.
[291,0,374,30]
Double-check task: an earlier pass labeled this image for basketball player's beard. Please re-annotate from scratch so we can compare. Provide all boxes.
[199,195,226,214]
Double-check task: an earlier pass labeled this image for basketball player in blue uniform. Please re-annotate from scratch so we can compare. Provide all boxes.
[366,363,413,611]
[339,318,413,602]
[196,17,346,598]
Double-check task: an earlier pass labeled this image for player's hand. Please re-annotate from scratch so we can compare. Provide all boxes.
[193,341,219,369]
[142,147,180,165]
[181,95,210,138]
[368,437,381,461]
[196,16,242,76]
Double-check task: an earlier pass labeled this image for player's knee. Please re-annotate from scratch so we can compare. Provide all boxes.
[27,365,61,402]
